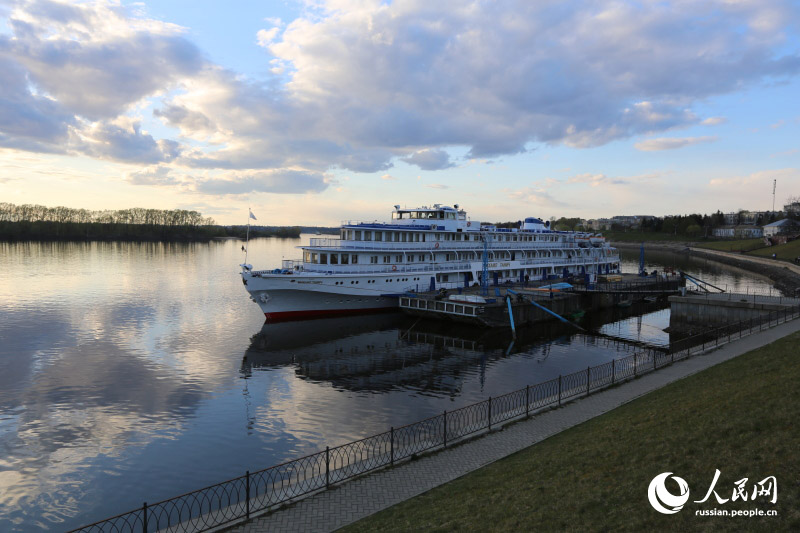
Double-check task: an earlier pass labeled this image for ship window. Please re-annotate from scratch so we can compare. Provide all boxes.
[375,232,383,241]
[320,253,328,264]
[370,256,378,264]
[401,232,407,242]
[304,251,311,262]
[383,255,390,263]
[330,254,338,264]
[396,255,403,262]
[341,254,349,264]
[311,253,318,263]
[364,231,372,241]
[354,230,362,241]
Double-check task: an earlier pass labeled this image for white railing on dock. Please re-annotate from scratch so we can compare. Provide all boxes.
[400,297,484,317]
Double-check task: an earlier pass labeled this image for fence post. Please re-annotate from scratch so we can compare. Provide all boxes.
[611,360,616,384]
[142,502,148,533]
[558,376,562,406]
[525,385,530,418]
[488,397,492,431]
[390,427,394,466]
[246,471,250,519]
[586,366,591,394]
[443,411,447,448]
[325,446,330,489]
[634,353,637,377]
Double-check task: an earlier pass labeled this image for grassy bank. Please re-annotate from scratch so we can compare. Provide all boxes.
[344,332,800,532]
[603,231,700,242]
[695,238,767,253]
[748,239,800,262]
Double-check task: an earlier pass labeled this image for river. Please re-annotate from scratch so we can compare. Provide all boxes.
[0,237,777,531]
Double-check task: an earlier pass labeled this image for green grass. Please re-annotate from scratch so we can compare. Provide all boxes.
[343,332,800,532]
[603,231,697,242]
[695,238,768,253]
[747,239,800,262]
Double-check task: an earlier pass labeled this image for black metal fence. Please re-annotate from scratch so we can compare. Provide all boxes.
[70,304,800,533]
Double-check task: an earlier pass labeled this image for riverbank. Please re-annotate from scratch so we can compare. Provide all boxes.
[342,327,800,532]
[230,317,800,533]
[687,248,800,296]
[612,240,800,296]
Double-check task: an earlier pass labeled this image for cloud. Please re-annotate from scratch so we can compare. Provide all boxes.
[194,169,329,195]
[634,136,718,151]
[256,27,280,48]
[708,168,799,188]
[401,148,455,170]
[507,187,566,207]
[125,165,183,186]
[380,173,396,180]
[701,117,727,126]
[4,0,203,121]
[2,0,800,187]
[566,173,629,187]
[425,184,449,189]
[79,118,182,164]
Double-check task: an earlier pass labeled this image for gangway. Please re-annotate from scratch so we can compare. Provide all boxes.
[680,272,725,293]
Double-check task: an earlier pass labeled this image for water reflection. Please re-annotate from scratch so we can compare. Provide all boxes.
[242,302,673,396]
[0,239,779,531]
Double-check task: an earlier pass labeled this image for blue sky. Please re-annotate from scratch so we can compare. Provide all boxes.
[1,0,799,225]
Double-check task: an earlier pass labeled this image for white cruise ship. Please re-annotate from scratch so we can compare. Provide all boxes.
[241,204,620,321]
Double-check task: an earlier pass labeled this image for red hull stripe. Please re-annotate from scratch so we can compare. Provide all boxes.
[264,306,397,323]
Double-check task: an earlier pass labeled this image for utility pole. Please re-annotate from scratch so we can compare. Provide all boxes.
[773,179,776,213]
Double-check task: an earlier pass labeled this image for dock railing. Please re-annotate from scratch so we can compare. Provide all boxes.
[70,303,800,533]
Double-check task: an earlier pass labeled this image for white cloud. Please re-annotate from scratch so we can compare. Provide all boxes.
[634,136,718,151]
[2,0,800,193]
[380,173,396,180]
[425,184,449,189]
[401,148,455,170]
[507,187,566,207]
[194,169,329,195]
[701,116,727,126]
[256,27,280,48]
[566,173,629,187]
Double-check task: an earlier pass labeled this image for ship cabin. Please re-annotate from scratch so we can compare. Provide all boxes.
[285,205,618,285]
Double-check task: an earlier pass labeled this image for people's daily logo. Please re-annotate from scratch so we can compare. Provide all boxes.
[648,472,690,514]
[648,470,777,517]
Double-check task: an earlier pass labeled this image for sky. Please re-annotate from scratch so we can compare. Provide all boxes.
[1,0,799,226]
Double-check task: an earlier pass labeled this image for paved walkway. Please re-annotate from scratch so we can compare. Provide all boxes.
[688,246,800,276]
[230,319,800,533]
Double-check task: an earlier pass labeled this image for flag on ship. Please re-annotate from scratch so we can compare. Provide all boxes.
[249,210,257,221]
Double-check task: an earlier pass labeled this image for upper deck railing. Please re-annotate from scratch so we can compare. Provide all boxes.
[306,238,614,252]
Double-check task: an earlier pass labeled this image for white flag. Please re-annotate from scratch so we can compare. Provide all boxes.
[249,210,257,221]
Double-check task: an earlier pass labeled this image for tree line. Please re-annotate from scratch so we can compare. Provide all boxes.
[0,203,216,226]
[0,203,301,241]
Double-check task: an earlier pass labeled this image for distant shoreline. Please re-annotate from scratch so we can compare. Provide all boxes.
[0,221,306,242]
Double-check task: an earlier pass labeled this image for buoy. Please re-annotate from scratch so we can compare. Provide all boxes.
[434,242,440,249]
[392,265,397,271]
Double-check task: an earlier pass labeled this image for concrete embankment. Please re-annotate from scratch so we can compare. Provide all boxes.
[686,247,800,296]
[610,240,800,296]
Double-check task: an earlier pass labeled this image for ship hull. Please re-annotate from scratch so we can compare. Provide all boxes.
[242,256,621,322]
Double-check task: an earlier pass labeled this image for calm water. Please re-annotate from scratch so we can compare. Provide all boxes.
[0,238,776,531]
